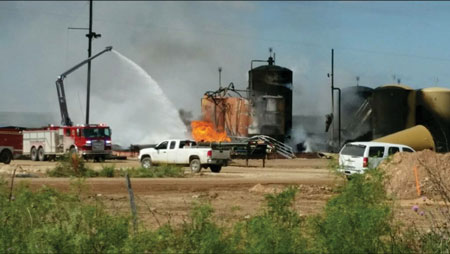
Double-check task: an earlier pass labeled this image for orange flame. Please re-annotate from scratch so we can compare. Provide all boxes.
[191,121,231,142]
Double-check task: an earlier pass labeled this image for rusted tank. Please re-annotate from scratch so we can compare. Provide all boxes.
[371,84,416,139]
[373,125,435,151]
[201,95,250,137]
[248,95,285,137]
[341,86,374,142]
[248,56,292,141]
[416,87,450,152]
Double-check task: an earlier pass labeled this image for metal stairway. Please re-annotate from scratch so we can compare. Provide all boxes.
[246,135,296,159]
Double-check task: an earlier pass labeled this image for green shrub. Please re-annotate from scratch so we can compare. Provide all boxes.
[0,179,130,253]
[47,153,98,177]
[118,165,185,178]
[310,169,406,254]
[99,165,116,177]
[233,186,308,254]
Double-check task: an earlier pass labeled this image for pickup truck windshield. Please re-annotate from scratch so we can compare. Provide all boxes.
[82,128,111,138]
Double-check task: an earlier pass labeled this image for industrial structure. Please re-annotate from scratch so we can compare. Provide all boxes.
[197,51,294,143]
[335,84,450,153]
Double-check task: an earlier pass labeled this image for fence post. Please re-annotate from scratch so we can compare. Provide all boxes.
[125,173,138,233]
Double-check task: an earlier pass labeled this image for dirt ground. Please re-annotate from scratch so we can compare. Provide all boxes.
[0,157,434,229]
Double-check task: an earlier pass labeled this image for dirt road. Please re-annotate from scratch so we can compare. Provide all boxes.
[0,158,343,228]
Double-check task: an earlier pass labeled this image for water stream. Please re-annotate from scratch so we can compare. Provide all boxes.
[89,50,188,146]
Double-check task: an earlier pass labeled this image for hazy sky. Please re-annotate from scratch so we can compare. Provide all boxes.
[2,1,450,123]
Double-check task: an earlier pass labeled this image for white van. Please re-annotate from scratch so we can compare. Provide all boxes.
[338,141,415,175]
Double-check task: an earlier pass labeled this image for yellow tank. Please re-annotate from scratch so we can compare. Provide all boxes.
[373,125,435,151]
[415,87,450,152]
[418,87,450,122]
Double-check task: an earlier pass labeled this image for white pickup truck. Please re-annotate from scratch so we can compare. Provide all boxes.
[138,139,231,173]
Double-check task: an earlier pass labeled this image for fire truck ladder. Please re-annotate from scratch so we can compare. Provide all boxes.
[56,46,113,126]
[246,135,296,159]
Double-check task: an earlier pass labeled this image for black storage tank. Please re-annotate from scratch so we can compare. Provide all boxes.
[247,56,293,141]
[370,84,416,139]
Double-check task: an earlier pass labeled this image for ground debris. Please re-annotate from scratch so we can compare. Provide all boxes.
[379,150,450,200]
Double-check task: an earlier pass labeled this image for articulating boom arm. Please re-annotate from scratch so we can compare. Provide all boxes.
[56,46,113,126]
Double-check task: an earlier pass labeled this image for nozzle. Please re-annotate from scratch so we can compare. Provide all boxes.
[106,46,113,51]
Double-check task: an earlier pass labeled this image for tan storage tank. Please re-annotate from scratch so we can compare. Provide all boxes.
[371,84,416,139]
[416,87,450,152]
[373,125,435,151]
[201,96,250,137]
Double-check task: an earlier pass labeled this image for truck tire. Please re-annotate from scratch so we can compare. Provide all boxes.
[0,149,12,164]
[30,147,38,161]
[210,165,222,173]
[190,158,201,173]
[38,147,46,161]
[141,156,152,169]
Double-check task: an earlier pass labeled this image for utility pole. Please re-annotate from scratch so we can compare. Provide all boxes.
[85,0,101,125]
[328,49,341,151]
[218,67,222,89]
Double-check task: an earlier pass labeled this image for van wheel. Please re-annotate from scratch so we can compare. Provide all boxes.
[190,159,201,173]
[141,157,152,169]
[0,150,12,164]
[30,147,38,161]
[210,165,222,173]
[38,147,46,161]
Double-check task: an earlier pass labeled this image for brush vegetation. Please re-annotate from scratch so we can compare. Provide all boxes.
[47,154,184,178]
[4,163,449,253]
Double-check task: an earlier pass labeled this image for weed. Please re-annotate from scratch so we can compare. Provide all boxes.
[0,179,130,253]
[118,165,185,178]
[233,186,308,254]
[47,153,98,177]
[310,169,409,253]
[99,164,116,177]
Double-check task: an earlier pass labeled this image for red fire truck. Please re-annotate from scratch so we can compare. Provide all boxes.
[0,47,114,164]
[23,124,112,161]
[0,125,112,163]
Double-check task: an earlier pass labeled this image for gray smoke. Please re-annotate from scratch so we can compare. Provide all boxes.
[5,1,441,149]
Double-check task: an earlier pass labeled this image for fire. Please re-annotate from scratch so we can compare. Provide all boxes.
[191,121,231,142]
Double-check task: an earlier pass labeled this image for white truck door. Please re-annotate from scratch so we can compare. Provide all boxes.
[153,141,169,163]
[167,140,178,164]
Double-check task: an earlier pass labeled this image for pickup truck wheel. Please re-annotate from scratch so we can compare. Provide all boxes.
[190,159,201,173]
[141,157,152,169]
[0,150,12,164]
[210,165,222,173]
[30,147,38,161]
[38,147,46,161]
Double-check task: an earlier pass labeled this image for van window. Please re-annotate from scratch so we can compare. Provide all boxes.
[169,141,176,149]
[369,147,385,158]
[403,147,414,153]
[341,144,366,156]
[388,147,400,155]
